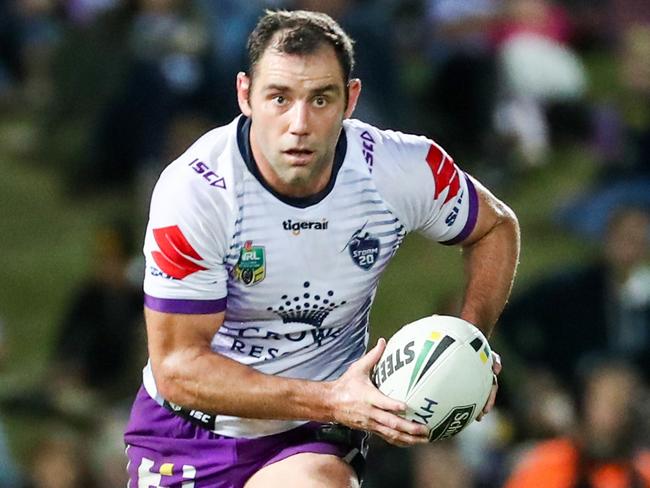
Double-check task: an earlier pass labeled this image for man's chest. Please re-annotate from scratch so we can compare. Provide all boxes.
[222,181,405,323]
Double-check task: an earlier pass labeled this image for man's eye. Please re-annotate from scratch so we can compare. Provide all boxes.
[314,96,327,107]
[273,95,286,105]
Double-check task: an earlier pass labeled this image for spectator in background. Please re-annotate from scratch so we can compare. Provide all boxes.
[39,0,133,180]
[421,0,503,169]
[193,0,277,123]
[50,220,144,407]
[134,110,218,225]
[498,205,650,392]
[492,0,588,167]
[558,22,650,239]
[291,0,403,127]
[616,23,650,177]
[510,368,576,441]
[61,0,123,27]
[13,0,65,109]
[504,361,650,488]
[29,427,97,488]
[80,0,218,192]
[608,0,650,39]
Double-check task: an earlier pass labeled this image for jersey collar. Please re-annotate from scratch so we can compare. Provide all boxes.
[236,116,348,209]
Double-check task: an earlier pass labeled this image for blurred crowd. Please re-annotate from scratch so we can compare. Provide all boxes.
[0,0,649,486]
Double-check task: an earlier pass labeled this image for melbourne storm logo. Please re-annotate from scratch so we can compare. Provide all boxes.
[266,282,346,327]
[343,222,380,270]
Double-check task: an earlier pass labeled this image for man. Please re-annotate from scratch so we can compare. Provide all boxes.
[124,10,520,488]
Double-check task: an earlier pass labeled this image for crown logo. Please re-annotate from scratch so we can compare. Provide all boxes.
[266,281,346,327]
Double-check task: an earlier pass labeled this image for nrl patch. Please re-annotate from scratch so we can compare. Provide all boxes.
[344,223,380,270]
[234,241,266,286]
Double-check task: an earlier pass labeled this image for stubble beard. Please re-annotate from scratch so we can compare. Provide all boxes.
[275,149,333,196]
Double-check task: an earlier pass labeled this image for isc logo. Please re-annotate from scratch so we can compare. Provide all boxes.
[360,130,375,171]
[444,193,463,227]
[189,409,212,424]
[187,158,226,189]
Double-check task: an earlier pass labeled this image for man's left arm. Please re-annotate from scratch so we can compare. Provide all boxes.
[457,176,520,337]
[455,176,519,420]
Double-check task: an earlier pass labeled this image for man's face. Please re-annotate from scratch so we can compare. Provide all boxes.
[237,42,360,197]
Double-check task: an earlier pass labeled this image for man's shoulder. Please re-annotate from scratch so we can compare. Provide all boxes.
[172,117,241,171]
[155,118,241,201]
[342,118,472,238]
[344,119,432,152]
[190,117,239,150]
[343,118,450,174]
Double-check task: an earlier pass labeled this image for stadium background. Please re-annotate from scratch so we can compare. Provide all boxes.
[0,1,648,487]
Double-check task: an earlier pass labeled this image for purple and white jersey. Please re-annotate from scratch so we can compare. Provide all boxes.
[141,116,478,438]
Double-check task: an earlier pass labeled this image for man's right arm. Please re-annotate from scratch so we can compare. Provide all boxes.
[146,307,429,446]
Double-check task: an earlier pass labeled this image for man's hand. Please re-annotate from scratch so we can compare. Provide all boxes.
[476,351,502,421]
[329,338,429,447]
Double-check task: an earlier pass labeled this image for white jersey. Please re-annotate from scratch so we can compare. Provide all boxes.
[142,116,479,438]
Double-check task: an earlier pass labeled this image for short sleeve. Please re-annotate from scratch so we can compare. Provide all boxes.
[364,124,479,244]
[142,160,234,314]
[416,143,479,245]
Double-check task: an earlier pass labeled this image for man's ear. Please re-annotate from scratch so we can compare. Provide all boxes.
[344,78,362,118]
[237,72,252,117]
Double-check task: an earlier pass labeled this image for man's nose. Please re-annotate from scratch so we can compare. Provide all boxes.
[288,102,310,136]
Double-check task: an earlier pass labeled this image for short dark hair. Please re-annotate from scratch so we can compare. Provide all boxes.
[247,10,355,83]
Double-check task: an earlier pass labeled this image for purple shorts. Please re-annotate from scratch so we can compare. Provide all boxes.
[124,386,367,487]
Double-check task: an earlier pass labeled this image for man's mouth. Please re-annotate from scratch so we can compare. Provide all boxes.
[283,148,315,164]
[284,149,314,156]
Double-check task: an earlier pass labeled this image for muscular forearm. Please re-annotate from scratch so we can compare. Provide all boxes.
[145,304,429,445]
[460,203,520,336]
[154,346,335,421]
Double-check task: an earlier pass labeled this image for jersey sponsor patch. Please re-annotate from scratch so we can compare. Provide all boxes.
[266,281,345,327]
[151,225,208,279]
[425,144,460,204]
[233,240,266,286]
[282,219,329,235]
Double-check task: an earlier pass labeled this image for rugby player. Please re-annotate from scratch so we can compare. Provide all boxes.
[124,9,520,487]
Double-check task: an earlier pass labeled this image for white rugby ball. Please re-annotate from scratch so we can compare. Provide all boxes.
[372,315,494,442]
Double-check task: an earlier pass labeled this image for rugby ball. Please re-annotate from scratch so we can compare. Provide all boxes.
[372,315,494,442]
